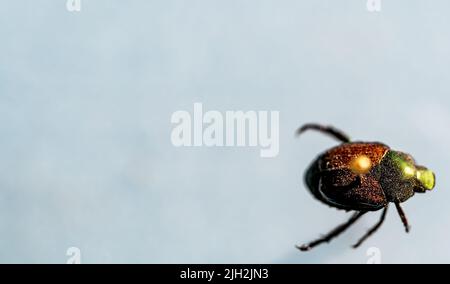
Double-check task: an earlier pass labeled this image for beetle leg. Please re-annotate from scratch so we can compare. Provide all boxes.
[296,123,351,143]
[395,202,410,233]
[352,205,389,248]
[297,211,367,251]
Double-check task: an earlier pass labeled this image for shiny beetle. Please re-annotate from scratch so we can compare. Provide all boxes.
[297,123,436,251]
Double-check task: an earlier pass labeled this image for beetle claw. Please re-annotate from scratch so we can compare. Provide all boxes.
[296,245,311,252]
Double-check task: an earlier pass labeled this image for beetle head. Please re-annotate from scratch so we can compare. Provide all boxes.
[391,151,435,193]
[414,165,435,192]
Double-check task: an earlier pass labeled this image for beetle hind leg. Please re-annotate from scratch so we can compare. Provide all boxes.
[296,123,351,143]
[352,205,389,249]
[297,211,366,252]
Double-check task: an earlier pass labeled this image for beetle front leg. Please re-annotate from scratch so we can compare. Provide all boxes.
[395,202,410,232]
[297,211,367,251]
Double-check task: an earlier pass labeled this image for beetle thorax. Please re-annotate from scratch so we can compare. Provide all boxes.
[377,151,415,203]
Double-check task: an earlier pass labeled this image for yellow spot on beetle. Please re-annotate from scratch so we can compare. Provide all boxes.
[350,155,372,174]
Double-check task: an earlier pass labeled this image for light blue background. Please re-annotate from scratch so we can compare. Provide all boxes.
[1,0,449,263]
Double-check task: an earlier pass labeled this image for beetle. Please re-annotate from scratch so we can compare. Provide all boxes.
[297,123,436,251]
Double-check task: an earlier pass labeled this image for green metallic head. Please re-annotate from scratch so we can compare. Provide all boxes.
[390,151,436,193]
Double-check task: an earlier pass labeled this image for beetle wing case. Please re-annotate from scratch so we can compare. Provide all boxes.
[305,142,390,211]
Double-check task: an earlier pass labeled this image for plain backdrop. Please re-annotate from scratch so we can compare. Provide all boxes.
[0,0,449,263]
